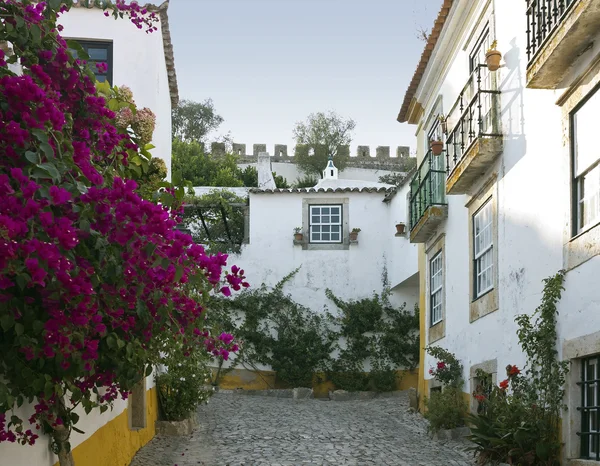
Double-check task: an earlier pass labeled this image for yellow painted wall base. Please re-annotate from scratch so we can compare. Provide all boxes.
[53,387,158,466]
[217,368,419,398]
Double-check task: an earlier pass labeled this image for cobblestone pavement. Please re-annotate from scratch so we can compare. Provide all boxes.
[130,392,476,466]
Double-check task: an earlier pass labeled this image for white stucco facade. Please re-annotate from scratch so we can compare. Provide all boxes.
[403,0,600,462]
[58,3,176,178]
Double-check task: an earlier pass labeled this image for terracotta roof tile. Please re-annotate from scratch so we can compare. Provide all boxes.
[249,187,395,195]
[397,0,454,123]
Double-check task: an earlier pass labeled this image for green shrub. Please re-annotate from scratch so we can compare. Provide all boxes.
[370,369,398,392]
[424,387,467,432]
[156,341,213,421]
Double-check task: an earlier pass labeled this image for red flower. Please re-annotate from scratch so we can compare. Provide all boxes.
[428,368,434,375]
[437,361,446,370]
[474,394,486,402]
[508,365,520,377]
[499,379,509,390]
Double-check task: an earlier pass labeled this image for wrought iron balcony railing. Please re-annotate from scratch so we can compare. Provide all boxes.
[409,149,447,231]
[526,0,578,65]
[445,64,502,177]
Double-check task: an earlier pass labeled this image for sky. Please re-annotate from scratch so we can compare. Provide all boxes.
[168,0,441,156]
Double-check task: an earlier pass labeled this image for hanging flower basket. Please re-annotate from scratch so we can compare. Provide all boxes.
[430,140,443,156]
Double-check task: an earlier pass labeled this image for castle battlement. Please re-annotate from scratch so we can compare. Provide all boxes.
[208,142,411,162]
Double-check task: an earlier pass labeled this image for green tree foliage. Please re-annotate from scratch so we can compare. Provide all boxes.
[136,157,168,200]
[293,174,319,188]
[172,98,224,142]
[172,140,288,188]
[182,190,247,255]
[293,111,356,177]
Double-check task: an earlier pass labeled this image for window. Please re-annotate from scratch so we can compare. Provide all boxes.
[469,24,491,72]
[473,199,494,298]
[580,356,600,460]
[573,85,600,235]
[430,252,443,326]
[309,205,342,243]
[71,40,113,84]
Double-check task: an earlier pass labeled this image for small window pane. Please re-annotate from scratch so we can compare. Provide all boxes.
[322,215,330,223]
[330,207,340,215]
[321,207,330,214]
[331,225,340,234]
[331,233,340,241]
[312,216,320,224]
[322,233,330,241]
[331,215,340,223]
[322,225,330,233]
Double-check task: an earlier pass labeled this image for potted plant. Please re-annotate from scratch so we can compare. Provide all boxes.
[349,228,361,241]
[395,223,406,234]
[293,227,303,241]
[485,40,502,71]
[430,140,443,156]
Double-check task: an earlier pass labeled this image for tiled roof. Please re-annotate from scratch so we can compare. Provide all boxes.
[397,0,454,123]
[249,187,396,194]
[72,0,179,107]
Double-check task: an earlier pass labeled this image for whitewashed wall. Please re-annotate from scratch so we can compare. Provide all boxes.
[0,375,155,466]
[58,8,173,179]
[229,183,418,316]
[414,0,600,390]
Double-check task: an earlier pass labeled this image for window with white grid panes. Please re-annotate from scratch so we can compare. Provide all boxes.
[473,199,493,298]
[580,356,600,460]
[430,252,443,326]
[309,205,342,243]
[573,85,600,234]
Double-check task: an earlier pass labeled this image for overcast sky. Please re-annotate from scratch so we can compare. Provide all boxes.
[168,0,441,155]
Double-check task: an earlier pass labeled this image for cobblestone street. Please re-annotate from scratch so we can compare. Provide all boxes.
[130,391,475,466]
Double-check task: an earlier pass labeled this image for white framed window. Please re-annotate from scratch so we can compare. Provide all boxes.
[473,199,494,298]
[430,252,443,326]
[309,205,342,243]
[581,356,600,460]
[573,85,600,234]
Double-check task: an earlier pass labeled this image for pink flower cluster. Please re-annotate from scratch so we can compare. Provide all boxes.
[0,0,246,445]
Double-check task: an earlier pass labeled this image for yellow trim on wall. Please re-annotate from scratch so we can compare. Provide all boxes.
[53,387,158,466]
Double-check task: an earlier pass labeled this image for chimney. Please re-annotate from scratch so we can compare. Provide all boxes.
[257,152,276,189]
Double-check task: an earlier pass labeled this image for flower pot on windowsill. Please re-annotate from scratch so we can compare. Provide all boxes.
[395,223,406,235]
[294,233,303,241]
[485,49,502,71]
[430,140,443,156]
[349,232,359,242]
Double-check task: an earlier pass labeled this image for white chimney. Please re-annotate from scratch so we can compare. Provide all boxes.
[323,156,339,180]
[257,152,276,189]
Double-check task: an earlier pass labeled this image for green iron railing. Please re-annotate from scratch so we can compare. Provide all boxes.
[409,149,447,231]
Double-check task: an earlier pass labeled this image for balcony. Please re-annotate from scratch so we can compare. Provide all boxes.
[445,65,502,195]
[526,0,600,88]
[409,150,448,244]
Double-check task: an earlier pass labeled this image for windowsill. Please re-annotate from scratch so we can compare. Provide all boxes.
[564,221,600,271]
[428,320,445,343]
[571,220,600,242]
[470,288,498,323]
[301,242,350,251]
[471,287,494,303]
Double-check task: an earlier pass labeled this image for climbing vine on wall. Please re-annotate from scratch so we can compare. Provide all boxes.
[207,269,335,388]
[325,289,420,392]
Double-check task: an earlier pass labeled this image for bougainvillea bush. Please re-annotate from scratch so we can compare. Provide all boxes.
[0,1,246,464]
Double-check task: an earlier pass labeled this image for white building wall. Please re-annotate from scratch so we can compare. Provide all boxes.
[415,0,600,395]
[0,375,155,466]
[58,8,173,179]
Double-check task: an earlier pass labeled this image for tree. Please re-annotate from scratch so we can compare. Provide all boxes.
[0,3,245,465]
[292,111,356,177]
[172,140,288,188]
[172,98,224,142]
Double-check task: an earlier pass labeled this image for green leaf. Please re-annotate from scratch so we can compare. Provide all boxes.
[71,426,85,435]
[33,320,45,335]
[39,143,55,159]
[106,334,117,349]
[25,151,40,164]
[36,163,60,182]
[66,40,89,61]
[70,412,79,424]
[30,25,41,44]
[1,315,15,332]
[31,129,48,144]
[14,323,24,336]
[49,0,62,9]
[174,265,184,283]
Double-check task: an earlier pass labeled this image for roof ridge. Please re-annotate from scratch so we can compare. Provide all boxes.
[397,0,454,124]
